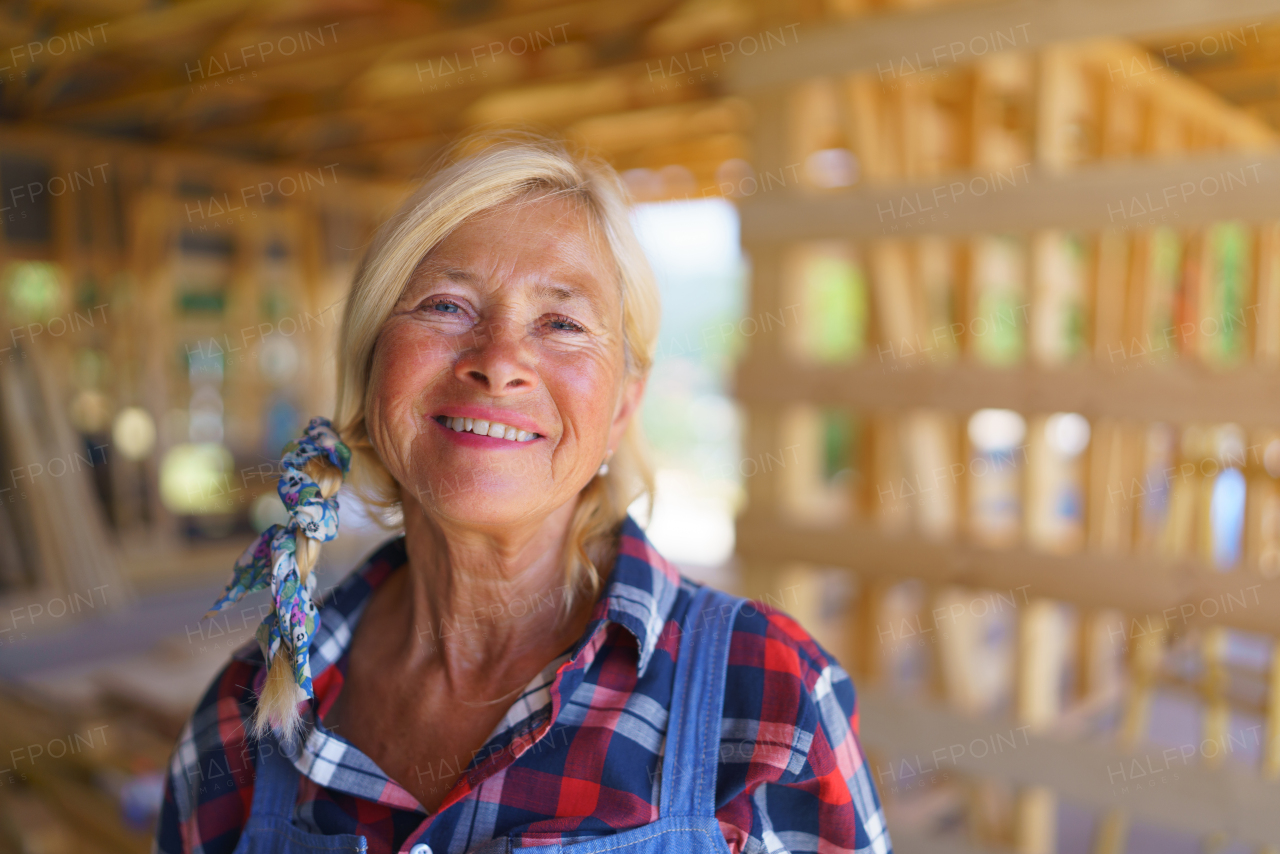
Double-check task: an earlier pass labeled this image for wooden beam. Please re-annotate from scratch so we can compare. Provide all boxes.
[40,0,253,61]
[180,92,742,180]
[0,124,408,203]
[726,0,1280,92]
[1069,40,1276,147]
[859,686,1280,846]
[36,0,680,123]
[733,359,1280,428]
[739,152,1280,241]
[170,47,730,153]
[734,515,1279,635]
[1162,66,1280,105]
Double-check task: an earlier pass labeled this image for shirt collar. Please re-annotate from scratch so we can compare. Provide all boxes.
[305,513,683,682]
[593,514,683,677]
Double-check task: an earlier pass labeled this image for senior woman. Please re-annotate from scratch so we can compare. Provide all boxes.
[155,136,890,854]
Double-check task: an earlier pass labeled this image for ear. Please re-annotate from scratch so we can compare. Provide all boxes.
[606,372,648,453]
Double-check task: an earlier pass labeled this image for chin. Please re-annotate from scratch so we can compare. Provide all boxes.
[407,467,560,528]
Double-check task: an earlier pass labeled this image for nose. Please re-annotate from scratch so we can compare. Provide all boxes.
[454,318,539,394]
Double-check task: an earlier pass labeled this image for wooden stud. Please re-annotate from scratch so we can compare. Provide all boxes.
[1091,808,1128,854]
[1013,786,1056,854]
[1256,223,1280,365]
[1118,618,1164,750]
[1265,636,1280,779]
[1200,626,1230,770]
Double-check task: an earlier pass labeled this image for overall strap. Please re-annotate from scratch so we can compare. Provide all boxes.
[247,731,304,820]
[660,584,745,819]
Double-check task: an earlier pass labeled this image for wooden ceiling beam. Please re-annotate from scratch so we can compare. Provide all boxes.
[157,56,724,158]
[138,6,283,123]
[25,6,259,111]
[1249,99,1280,122]
[726,0,1280,92]
[565,98,751,153]
[310,118,749,182]
[1071,40,1278,145]
[27,0,256,71]
[0,123,408,200]
[1171,66,1280,104]
[35,0,682,123]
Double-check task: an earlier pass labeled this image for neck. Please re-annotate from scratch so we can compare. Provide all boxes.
[395,494,597,693]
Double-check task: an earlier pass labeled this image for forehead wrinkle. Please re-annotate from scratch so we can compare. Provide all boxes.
[407,256,474,287]
[438,264,477,284]
[410,197,618,313]
[497,192,608,271]
[488,216,611,301]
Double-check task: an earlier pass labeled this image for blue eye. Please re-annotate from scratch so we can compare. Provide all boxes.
[547,315,584,333]
[422,299,462,315]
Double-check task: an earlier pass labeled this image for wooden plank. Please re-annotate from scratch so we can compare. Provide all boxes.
[734,515,1280,636]
[0,125,407,205]
[1265,636,1280,778]
[1257,223,1280,365]
[38,0,678,121]
[726,0,1280,92]
[1092,810,1129,854]
[739,152,1280,241]
[859,686,1280,846]
[1013,786,1056,854]
[732,358,1280,428]
[1117,621,1164,749]
[1015,599,1065,730]
[1201,627,1231,769]
[1072,41,1276,148]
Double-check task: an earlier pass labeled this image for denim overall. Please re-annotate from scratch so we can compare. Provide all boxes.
[233,584,742,854]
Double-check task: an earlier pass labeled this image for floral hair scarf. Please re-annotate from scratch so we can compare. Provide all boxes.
[205,417,352,700]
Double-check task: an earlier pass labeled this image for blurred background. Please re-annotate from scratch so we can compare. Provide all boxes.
[3,0,1280,851]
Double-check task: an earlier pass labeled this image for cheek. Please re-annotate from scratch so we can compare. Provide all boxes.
[369,324,453,405]
[365,326,455,461]
[546,349,622,434]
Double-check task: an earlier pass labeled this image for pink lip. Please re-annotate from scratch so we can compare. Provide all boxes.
[430,405,544,436]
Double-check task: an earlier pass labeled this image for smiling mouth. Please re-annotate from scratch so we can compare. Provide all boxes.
[433,415,541,443]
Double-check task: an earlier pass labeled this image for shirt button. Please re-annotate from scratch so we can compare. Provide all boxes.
[409,845,433,854]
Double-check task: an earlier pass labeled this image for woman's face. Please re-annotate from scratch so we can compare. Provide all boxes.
[366,193,645,531]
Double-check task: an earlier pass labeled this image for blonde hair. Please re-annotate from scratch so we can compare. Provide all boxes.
[253,457,344,744]
[253,132,661,739]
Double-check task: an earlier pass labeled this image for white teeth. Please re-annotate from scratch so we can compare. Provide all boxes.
[440,416,538,443]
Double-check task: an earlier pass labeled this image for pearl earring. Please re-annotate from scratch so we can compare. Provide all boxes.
[597,450,614,477]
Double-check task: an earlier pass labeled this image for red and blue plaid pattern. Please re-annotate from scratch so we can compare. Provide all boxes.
[154,515,891,854]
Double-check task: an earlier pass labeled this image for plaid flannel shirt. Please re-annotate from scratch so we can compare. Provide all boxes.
[154,515,891,854]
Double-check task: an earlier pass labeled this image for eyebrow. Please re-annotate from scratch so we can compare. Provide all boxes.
[435,265,476,284]
[410,259,602,313]
[534,281,588,304]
